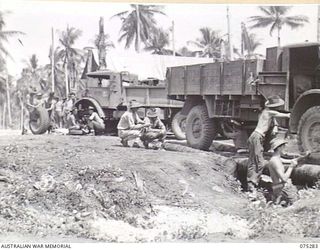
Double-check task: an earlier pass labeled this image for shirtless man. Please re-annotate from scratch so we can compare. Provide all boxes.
[247,95,290,189]
[266,138,298,206]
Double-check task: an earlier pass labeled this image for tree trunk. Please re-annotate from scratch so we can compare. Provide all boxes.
[3,102,6,129]
[65,62,69,97]
[136,4,140,53]
[277,26,281,47]
[51,27,55,93]
[0,105,2,129]
[6,73,12,126]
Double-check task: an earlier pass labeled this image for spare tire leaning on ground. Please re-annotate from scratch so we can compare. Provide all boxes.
[29,107,50,134]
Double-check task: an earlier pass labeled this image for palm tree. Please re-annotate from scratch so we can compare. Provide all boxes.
[144,28,171,55]
[0,11,24,64]
[248,6,309,46]
[0,11,24,127]
[56,26,84,94]
[22,54,39,74]
[112,4,166,52]
[44,47,65,97]
[241,22,263,59]
[187,27,223,59]
[94,33,114,51]
[93,19,114,69]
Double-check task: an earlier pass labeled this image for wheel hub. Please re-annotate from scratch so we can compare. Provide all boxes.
[179,119,186,133]
[308,121,320,150]
[192,118,202,138]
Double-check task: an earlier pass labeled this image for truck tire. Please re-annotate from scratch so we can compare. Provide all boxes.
[297,106,320,160]
[29,107,50,135]
[171,111,186,140]
[186,104,217,150]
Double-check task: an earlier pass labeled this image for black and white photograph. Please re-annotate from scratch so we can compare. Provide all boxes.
[0,0,319,246]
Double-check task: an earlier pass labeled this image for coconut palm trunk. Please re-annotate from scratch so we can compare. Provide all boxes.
[5,73,11,126]
[277,25,281,46]
[3,102,6,128]
[136,5,140,53]
[65,62,69,97]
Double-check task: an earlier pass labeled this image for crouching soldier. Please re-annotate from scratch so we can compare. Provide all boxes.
[140,108,167,149]
[117,100,150,147]
[87,106,105,135]
[266,138,299,206]
[67,107,88,135]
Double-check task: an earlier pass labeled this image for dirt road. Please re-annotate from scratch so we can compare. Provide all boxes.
[0,132,319,242]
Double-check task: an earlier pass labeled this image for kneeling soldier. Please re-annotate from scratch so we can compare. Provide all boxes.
[140,108,167,149]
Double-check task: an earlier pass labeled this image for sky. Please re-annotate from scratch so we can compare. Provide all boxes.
[0,0,318,77]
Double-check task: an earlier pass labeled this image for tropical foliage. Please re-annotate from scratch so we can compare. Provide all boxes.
[144,28,171,55]
[241,22,263,59]
[248,6,309,46]
[187,27,223,59]
[0,11,24,64]
[0,11,24,129]
[112,4,166,52]
[56,26,84,92]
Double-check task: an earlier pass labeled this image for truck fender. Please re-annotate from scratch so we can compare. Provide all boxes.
[180,96,203,116]
[74,97,105,118]
[289,89,320,133]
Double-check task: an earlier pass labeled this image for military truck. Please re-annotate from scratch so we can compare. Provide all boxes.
[166,42,320,157]
[73,69,185,138]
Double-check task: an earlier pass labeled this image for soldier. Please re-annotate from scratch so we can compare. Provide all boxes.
[87,106,105,135]
[63,93,76,127]
[45,92,57,133]
[117,100,150,147]
[266,138,298,206]
[247,95,290,190]
[140,108,167,149]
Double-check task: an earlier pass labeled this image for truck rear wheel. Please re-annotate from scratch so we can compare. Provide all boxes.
[171,111,186,140]
[29,107,50,134]
[186,104,217,150]
[297,106,320,160]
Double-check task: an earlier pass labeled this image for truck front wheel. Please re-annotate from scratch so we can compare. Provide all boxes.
[186,104,218,150]
[297,106,320,160]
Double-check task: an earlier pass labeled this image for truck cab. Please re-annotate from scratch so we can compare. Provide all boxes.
[257,43,320,154]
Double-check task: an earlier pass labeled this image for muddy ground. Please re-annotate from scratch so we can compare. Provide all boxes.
[0,131,319,243]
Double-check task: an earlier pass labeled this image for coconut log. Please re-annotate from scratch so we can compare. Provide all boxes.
[291,164,320,186]
[223,157,320,187]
